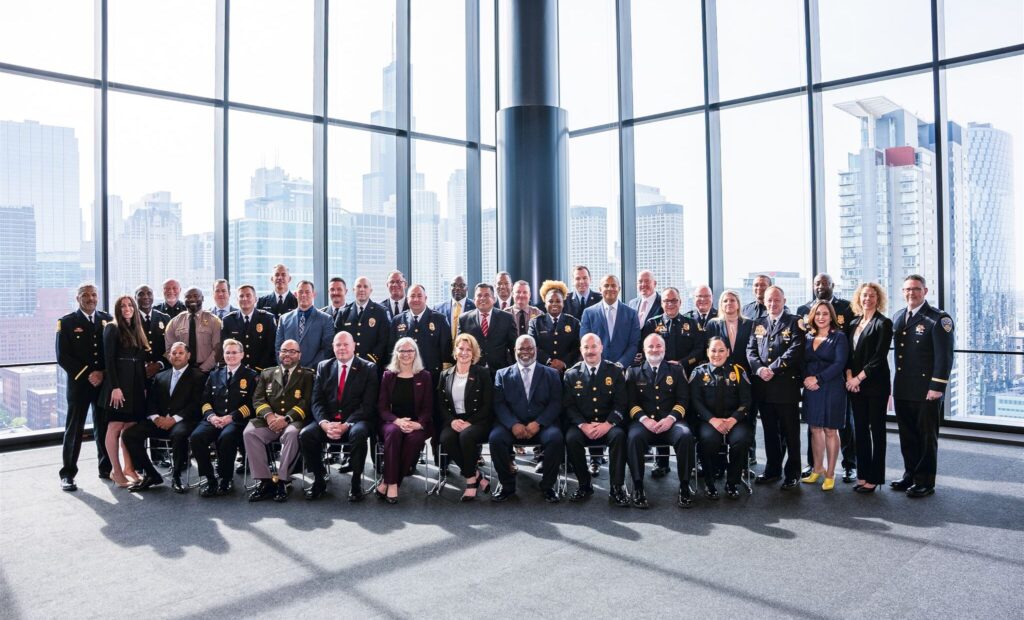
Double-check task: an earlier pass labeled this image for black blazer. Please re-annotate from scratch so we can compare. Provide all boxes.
[311,356,379,425]
[458,309,517,371]
[437,364,493,427]
[146,366,205,424]
[564,290,602,320]
[257,291,298,319]
[705,317,754,372]
[847,313,894,397]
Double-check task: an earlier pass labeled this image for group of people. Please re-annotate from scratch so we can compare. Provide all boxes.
[56,263,954,508]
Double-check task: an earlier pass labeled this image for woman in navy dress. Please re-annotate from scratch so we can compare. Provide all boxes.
[800,300,849,491]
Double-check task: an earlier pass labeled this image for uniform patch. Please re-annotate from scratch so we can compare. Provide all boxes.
[796,318,806,331]
[564,324,572,333]
[683,323,690,332]
[368,318,376,327]
[754,325,767,337]
[101,320,108,327]
[702,373,711,383]
[158,321,165,329]
[428,322,435,331]
[256,323,264,333]
[239,379,248,390]
[941,317,953,333]
[604,376,613,386]
[294,390,302,398]
[656,324,667,334]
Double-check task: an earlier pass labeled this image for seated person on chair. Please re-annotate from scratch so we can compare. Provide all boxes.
[300,331,379,502]
[244,339,314,503]
[563,333,630,506]
[123,341,205,493]
[625,333,695,509]
[189,339,257,497]
[376,337,434,504]
[488,334,564,504]
[689,336,753,500]
[438,333,494,501]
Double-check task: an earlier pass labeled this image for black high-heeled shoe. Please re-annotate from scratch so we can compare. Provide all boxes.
[374,485,388,501]
[461,479,479,502]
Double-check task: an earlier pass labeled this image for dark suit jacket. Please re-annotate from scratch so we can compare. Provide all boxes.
[892,302,953,400]
[846,313,893,397]
[311,356,379,425]
[683,307,718,331]
[221,309,278,371]
[563,290,602,320]
[201,365,258,423]
[628,293,663,326]
[437,364,493,427]
[257,291,298,319]
[154,301,186,319]
[146,366,205,424]
[458,308,517,370]
[797,297,855,333]
[388,308,452,376]
[493,363,562,429]
[563,360,628,426]
[335,300,391,366]
[378,369,434,430]
[746,313,806,404]
[433,298,476,331]
[141,309,170,370]
[640,313,705,373]
[382,297,409,323]
[529,313,582,368]
[705,317,754,372]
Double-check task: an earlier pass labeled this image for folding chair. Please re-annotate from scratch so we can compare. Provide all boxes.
[481,442,569,498]
[146,436,191,488]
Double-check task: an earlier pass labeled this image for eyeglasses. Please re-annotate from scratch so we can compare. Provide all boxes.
[279,349,300,355]
[902,287,924,293]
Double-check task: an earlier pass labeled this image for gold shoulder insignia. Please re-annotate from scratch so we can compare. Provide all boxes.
[56,320,61,332]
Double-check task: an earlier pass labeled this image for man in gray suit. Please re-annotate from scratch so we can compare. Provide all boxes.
[275,281,334,370]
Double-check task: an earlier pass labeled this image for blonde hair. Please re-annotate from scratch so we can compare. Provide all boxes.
[718,290,743,318]
[387,337,425,374]
[452,333,482,364]
[539,280,569,301]
[850,282,888,315]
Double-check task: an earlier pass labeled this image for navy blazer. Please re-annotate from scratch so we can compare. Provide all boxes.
[382,297,409,323]
[140,309,170,371]
[257,291,297,319]
[579,301,641,368]
[746,313,806,404]
[311,356,379,425]
[222,309,278,371]
[705,317,754,372]
[892,302,954,400]
[433,298,476,332]
[493,363,562,429]
[276,307,334,369]
[378,369,434,430]
[564,290,602,320]
[529,312,582,368]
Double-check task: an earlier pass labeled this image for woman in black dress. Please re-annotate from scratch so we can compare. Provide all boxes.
[100,295,151,487]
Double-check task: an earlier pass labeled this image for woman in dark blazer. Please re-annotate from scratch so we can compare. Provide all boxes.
[845,282,894,493]
[377,337,434,504]
[438,333,494,501]
[705,290,754,373]
[100,294,151,487]
[529,280,581,375]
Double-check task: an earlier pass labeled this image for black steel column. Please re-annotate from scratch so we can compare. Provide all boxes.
[496,0,567,297]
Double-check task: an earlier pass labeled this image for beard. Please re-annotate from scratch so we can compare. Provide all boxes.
[646,354,664,366]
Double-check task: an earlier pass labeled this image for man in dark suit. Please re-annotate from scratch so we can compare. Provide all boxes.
[494,271,514,311]
[580,275,641,368]
[122,342,205,493]
[796,272,857,482]
[154,278,186,318]
[742,274,773,320]
[321,277,348,324]
[564,265,602,320]
[382,270,410,322]
[335,276,391,367]
[56,283,113,491]
[300,331,379,501]
[625,333,696,509]
[189,339,257,497]
[489,335,565,503]
[684,285,718,331]
[747,285,806,489]
[434,275,475,340]
[135,285,170,380]
[275,281,334,370]
[458,283,517,371]
[209,278,239,321]
[628,269,662,328]
[221,284,277,371]
[891,275,954,498]
[257,264,298,319]
[563,333,630,506]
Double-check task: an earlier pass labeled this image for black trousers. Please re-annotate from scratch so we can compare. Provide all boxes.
[851,392,889,485]
[759,401,801,480]
[566,425,626,488]
[806,403,856,469]
[439,421,491,478]
[697,420,753,485]
[123,418,192,478]
[626,422,694,485]
[60,381,109,480]
[189,420,243,480]
[299,421,371,482]
[894,398,941,487]
[488,425,564,492]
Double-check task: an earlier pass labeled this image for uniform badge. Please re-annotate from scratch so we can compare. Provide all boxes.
[368,318,376,327]
[754,325,767,337]
[666,375,674,386]
[294,389,302,398]
[916,324,926,335]
[564,324,572,333]
[397,323,407,332]
[74,327,84,333]
[256,323,264,333]
[782,328,792,339]
[683,323,690,332]
[702,373,711,384]
[158,321,165,329]
[837,315,845,326]
[575,381,583,389]
[941,317,953,333]
[656,324,667,334]
[604,376,613,386]
[428,322,435,332]
[239,378,248,389]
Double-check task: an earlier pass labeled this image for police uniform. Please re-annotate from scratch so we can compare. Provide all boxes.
[389,308,452,379]
[154,300,186,319]
[690,362,753,487]
[257,291,298,320]
[222,309,278,371]
[244,365,315,497]
[564,290,602,320]
[746,313,805,483]
[684,307,718,331]
[624,362,694,488]
[335,300,390,368]
[563,360,628,491]
[530,312,582,370]
[56,309,114,481]
[892,302,954,492]
[640,313,705,374]
[189,365,258,491]
[506,304,543,337]
[140,308,170,374]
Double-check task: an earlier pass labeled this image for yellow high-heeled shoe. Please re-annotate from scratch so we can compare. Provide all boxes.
[801,471,821,484]
[822,477,835,491]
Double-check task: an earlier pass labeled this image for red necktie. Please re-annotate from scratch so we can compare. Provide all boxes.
[336,363,348,409]
[481,312,489,337]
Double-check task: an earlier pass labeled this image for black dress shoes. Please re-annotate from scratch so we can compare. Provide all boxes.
[61,477,77,492]
[724,483,740,499]
[171,476,186,494]
[348,484,366,502]
[337,454,353,473]
[129,473,164,492]
[248,480,275,502]
[853,484,876,494]
[542,488,560,503]
[305,478,327,500]
[890,478,914,491]
[631,487,649,509]
[906,484,935,498]
[842,468,857,483]
[678,485,693,509]
[589,461,601,476]
[569,485,594,502]
[781,478,799,490]
[273,481,289,502]
[704,481,719,500]
[801,466,813,479]
[651,465,670,479]
[217,478,233,495]
[754,473,781,485]
[491,485,516,502]
[235,463,246,475]
[609,486,631,507]
[199,477,219,498]
[98,471,111,480]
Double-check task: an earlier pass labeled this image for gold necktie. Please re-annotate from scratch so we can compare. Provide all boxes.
[452,302,462,339]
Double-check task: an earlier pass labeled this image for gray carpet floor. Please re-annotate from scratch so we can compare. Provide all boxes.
[1,430,1023,619]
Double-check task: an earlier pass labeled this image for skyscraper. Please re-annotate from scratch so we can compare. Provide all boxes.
[113,191,186,298]
[0,206,36,316]
[569,206,609,279]
[635,183,686,292]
